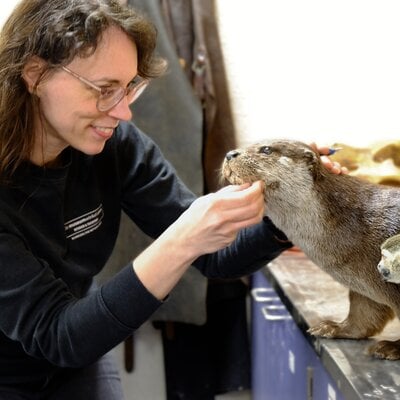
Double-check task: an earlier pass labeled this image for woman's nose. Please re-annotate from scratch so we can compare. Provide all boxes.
[226,150,240,161]
[106,96,133,121]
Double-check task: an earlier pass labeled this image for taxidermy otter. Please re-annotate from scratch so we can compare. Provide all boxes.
[222,139,400,360]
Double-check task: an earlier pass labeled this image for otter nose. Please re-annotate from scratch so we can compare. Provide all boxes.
[226,150,240,161]
[378,264,391,279]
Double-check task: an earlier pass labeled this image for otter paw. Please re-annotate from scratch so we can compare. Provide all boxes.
[308,320,342,338]
[368,340,400,361]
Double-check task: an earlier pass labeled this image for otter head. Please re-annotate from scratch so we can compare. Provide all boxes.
[377,233,400,283]
[221,139,324,194]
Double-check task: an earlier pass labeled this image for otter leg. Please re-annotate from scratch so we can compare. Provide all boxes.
[308,290,394,339]
[368,305,400,360]
[368,340,400,360]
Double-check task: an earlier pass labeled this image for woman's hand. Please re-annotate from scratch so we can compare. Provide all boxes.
[175,181,265,257]
[310,143,349,175]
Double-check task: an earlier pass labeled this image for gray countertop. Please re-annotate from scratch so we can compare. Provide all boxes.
[263,250,400,400]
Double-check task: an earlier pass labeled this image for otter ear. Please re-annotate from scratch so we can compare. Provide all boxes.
[304,149,322,181]
[382,233,400,252]
[21,56,47,94]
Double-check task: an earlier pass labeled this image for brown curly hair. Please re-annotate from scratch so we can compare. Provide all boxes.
[0,0,166,182]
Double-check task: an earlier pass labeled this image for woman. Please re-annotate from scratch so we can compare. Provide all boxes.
[0,0,344,398]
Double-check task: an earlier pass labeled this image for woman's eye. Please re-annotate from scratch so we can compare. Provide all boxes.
[100,86,117,98]
[259,146,272,155]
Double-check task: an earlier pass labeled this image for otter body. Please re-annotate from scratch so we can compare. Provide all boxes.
[222,139,400,360]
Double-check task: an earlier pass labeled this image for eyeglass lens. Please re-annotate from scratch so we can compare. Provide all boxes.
[97,80,148,112]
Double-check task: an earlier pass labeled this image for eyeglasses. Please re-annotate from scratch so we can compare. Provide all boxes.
[61,66,148,112]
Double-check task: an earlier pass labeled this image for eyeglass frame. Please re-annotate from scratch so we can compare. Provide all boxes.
[60,66,149,112]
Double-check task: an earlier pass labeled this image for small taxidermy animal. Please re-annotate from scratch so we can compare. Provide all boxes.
[378,234,400,284]
[222,139,400,360]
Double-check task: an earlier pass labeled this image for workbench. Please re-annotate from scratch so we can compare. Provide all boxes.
[251,250,400,400]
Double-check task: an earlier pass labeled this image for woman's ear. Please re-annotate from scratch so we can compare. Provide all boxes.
[21,56,47,94]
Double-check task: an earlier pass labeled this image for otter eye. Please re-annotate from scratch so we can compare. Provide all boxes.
[259,146,272,155]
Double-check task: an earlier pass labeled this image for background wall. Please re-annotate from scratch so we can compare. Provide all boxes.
[216,0,400,148]
[0,3,16,27]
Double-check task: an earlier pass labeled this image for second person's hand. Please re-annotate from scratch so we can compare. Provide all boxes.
[310,143,349,175]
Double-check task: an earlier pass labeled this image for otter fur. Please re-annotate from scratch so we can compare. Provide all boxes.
[221,139,400,360]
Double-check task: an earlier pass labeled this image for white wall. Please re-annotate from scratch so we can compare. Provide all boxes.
[0,2,18,28]
[216,0,400,147]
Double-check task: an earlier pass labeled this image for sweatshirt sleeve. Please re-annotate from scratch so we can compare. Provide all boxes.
[0,219,289,369]
[193,217,292,278]
[0,232,162,368]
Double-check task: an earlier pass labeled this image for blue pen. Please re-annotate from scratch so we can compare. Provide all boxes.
[327,147,342,156]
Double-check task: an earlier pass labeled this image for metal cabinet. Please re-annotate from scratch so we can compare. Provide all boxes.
[251,271,345,400]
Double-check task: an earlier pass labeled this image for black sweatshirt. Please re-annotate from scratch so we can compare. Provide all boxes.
[0,121,290,386]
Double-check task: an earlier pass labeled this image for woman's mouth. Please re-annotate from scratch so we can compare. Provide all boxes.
[91,125,115,139]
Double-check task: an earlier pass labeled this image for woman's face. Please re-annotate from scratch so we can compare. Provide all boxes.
[29,26,138,165]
